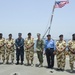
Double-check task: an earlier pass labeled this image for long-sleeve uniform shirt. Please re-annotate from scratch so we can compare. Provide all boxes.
[15,38,24,49]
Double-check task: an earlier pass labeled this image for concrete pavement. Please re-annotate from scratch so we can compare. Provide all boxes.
[0,53,75,75]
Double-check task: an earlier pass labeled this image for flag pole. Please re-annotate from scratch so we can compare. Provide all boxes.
[42,0,56,39]
[48,0,56,34]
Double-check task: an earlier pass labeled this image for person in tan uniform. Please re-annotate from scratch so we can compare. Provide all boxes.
[0,33,5,63]
[68,34,75,72]
[56,35,66,71]
[25,33,34,66]
[5,34,15,64]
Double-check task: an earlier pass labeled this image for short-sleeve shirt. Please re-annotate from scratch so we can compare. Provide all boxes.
[0,38,5,45]
[56,40,66,50]
[68,40,75,52]
[6,38,15,48]
[25,38,34,46]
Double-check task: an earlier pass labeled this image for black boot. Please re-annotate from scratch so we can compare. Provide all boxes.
[16,61,19,65]
[21,61,23,65]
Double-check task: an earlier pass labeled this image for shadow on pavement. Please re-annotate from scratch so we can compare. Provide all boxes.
[66,69,75,73]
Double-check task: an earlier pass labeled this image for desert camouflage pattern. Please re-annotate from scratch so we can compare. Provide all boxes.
[68,40,75,69]
[5,39,15,61]
[56,40,66,69]
[0,38,5,61]
[25,38,34,60]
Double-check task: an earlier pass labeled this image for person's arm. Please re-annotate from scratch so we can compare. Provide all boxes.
[36,40,38,49]
[20,39,24,48]
[15,39,18,48]
[67,41,73,52]
[41,40,44,52]
[53,40,57,55]
[68,46,75,53]
[59,41,66,52]
[29,42,34,48]
[28,38,34,48]
[0,38,5,47]
[56,41,62,52]
[56,41,59,51]
[25,39,29,49]
[53,40,56,50]
[44,40,47,51]
[5,40,9,48]
[11,39,15,47]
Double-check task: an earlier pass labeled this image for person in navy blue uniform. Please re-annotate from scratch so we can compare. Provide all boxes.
[15,33,24,65]
[45,34,56,68]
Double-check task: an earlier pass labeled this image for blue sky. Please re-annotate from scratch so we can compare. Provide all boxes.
[0,0,75,39]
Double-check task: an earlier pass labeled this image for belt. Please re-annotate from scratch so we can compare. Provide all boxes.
[47,48,54,50]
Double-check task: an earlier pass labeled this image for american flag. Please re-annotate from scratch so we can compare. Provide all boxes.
[55,0,69,8]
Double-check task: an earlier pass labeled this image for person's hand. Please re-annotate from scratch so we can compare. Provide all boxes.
[71,50,75,54]
[53,51,56,55]
[58,49,62,53]
[18,47,20,49]
[26,46,30,49]
[8,45,11,49]
[56,48,61,52]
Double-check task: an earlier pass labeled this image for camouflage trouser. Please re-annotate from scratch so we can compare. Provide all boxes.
[37,51,43,64]
[0,49,5,61]
[6,49,14,61]
[69,51,75,69]
[56,51,66,69]
[26,48,34,60]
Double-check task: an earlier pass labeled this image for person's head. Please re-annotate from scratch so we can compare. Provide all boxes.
[18,33,22,38]
[9,34,12,39]
[72,33,75,40]
[59,34,63,41]
[28,33,31,38]
[37,33,41,39]
[47,34,51,40]
[0,33,2,38]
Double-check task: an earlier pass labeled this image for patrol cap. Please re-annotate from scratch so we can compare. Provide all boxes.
[28,33,31,35]
[47,34,51,37]
[0,33,2,35]
[18,33,22,36]
[59,34,63,37]
[72,33,75,36]
[9,34,12,36]
[37,33,41,36]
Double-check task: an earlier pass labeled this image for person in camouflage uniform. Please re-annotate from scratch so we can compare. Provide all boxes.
[0,33,5,63]
[36,33,44,67]
[25,33,34,66]
[68,34,75,72]
[5,34,15,64]
[56,35,66,71]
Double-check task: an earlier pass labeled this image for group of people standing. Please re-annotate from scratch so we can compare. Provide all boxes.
[0,33,34,66]
[0,32,75,73]
[44,34,75,73]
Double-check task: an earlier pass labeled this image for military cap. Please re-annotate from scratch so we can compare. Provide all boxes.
[18,33,22,36]
[47,34,51,37]
[28,33,31,35]
[0,33,2,35]
[9,34,12,36]
[37,33,41,36]
[72,33,75,36]
[59,34,63,37]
